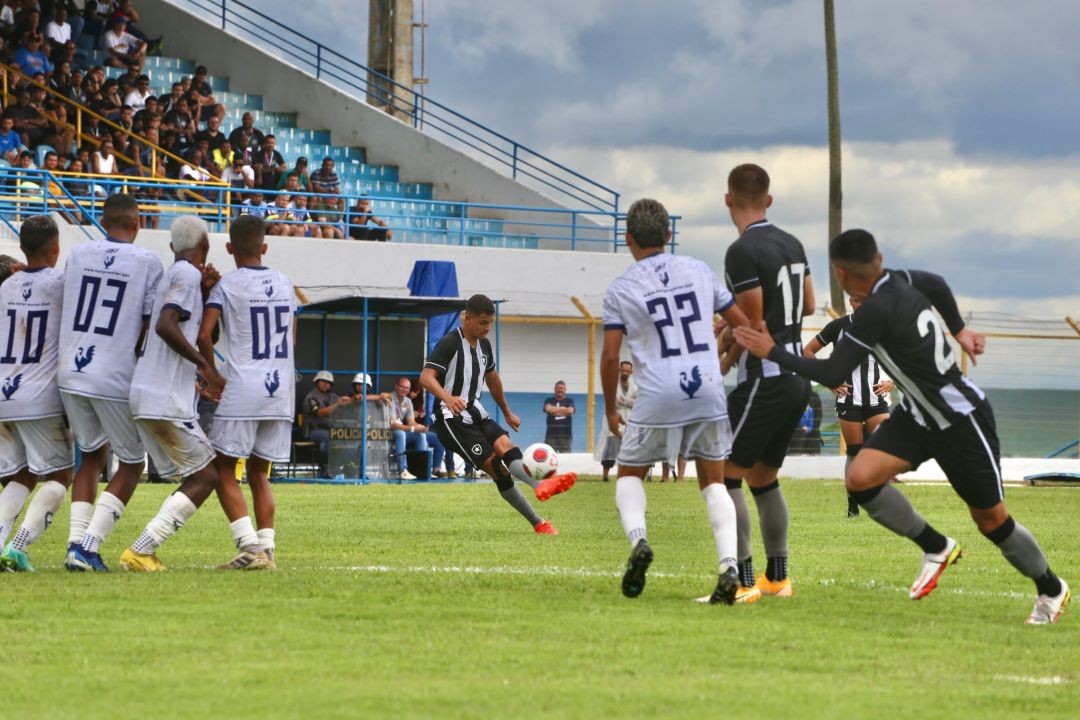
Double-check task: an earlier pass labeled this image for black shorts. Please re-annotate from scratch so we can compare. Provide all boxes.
[864,402,1003,509]
[434,416,507,467]
[836,403,890,423]
[728,374,811,469]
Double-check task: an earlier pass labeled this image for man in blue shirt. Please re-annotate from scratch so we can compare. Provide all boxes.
[543,381,575,453]
[14,34,53,78]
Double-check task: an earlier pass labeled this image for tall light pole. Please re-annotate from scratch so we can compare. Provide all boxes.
[824,0,845,312]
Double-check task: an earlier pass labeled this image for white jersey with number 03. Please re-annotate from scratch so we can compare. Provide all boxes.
[207,266,295,420]
[58,239,164,401]
[602,254,734,428]
[0,267,65,420]
[129,260,204,420]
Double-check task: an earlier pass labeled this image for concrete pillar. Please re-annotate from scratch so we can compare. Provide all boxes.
[368,0,414,119]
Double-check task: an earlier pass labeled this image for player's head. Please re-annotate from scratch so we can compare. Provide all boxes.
[314,369,333,392]
[726,163,772,211]
[101,193,140,240]
[462,293,496,339]
[829,229,883,295]
[170,215,210,264]
[0,254,21,283]
[619,360,633,379]
[227,214,267,262]
[625,198,671,251]
[19,215,60,267]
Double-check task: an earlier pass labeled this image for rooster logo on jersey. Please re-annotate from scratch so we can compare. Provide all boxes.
[103,252,117,269]
[679,366,702,399]
[74,346,95,372]
[21,286,31,300]
[655,263,670,287]
[1,373,22,400]
[264,284,274,298]
[264,370,280,397]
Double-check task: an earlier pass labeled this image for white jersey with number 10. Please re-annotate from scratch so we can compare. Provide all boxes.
[206,266,295,420]
[603,254,734,428]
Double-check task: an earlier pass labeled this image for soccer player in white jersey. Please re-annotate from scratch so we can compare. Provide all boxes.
[198,215,294,570]
[0,217,74,572]
[118,216,227,571]
[60,194,164,572]
[601,199,752,604]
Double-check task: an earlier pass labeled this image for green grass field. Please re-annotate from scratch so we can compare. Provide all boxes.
[1,478,1077,719]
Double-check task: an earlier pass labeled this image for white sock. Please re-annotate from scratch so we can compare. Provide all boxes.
[81,492,126,554]
[229,517,260,552]
[0,481,31,547]
[132,492,198,554]
[702,483,738,571]
[615,476,648,547]
[12,480,66,550]
[256,528,276,552]
[68,500,93,545]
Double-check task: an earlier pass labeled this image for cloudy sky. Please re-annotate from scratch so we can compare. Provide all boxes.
[235,0,1078,320]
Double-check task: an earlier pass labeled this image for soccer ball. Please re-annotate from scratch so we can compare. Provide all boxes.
[523,443,559,480]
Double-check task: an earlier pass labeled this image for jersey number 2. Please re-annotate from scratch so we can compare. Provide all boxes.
[917,310,955,374]
[646,292,709,358]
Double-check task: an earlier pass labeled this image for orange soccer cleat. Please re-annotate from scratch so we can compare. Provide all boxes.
[535,472,577,501]
[533,520,559,535]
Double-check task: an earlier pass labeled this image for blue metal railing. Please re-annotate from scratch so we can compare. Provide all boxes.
[1046,439,1078,459]
[0,169,679,253]
[163,0,621,214]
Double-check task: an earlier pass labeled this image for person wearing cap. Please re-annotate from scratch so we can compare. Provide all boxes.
[277,156,311,192]
[303,371,355,468]
[102,16,146,68]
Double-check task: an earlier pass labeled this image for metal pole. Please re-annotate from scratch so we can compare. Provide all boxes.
[570,211,576,251]
[220,0,226,29]
[494,301,501,425]
[361,297,369,482]
[316,45,322,79]
[570,296,596,454]
[511,144,518,180]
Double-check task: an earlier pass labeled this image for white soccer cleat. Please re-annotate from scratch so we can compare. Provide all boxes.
[1026,579,1070,625]
[909,536,962,600]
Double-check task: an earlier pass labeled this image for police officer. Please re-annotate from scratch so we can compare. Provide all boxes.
[303,370,354,466]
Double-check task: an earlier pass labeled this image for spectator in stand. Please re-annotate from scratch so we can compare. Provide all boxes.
[110,0,161,52]
[102,16,145,69]
[0,115,22,164]
[41,150,84,224]
[389,377,430,480]
[0,2,15,38]
[157,130,182,178]
[266,193,297,237]
[7,88,48,148]
[93,78,123,120]
[49,59,76,99]
[288,193,321,238]
[543,381,575,453]
[163,95,194,150]
[91,136,119,177]
[221,155,254,190]
[252,134,286,190]
[315,195,345,239]
[132,95,159,133]
[347,196,393,241]
[83,1,118,47]
[238,191,270,219]
[112,130,136,173]
[44,6,72,45]
[309,156,340,212]
[158,82,183,114]
[190,65,225,123]
[62,156,93,200]
[14,7,41,41]
[228,111,263,162]
[14,32,52,77]
[194,114,225,153]
[178,147,213,185]
[115,103,135,134]
[123,73,152,111]
[41,99,75,155]
[211,138,235,171]
[277,156,310,192]
[49,2,86,43]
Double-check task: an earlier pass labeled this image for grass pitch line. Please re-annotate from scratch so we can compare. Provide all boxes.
[993,675,1071,686]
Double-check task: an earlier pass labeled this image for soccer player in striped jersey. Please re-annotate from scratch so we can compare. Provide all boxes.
[0,216,73,572]
[734,229,1070,624]
[198,215,295,570]
[601,199,751,604]
[804,295,894,518]
[719,163,814,602]
[419,294,576,535]
[119,216,226,571]
[60,194,164,572]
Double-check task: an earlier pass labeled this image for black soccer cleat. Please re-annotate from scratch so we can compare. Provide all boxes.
[621,540,653,598]
[709,566,740,606]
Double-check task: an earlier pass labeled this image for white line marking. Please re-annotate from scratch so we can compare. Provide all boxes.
[993,675,1071,686]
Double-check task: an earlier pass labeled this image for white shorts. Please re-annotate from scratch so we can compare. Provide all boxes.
[210,418,291,463]
[0,417,74,476]
[617,419,733,468]
[60,392,145,464]
[135,417,216,480]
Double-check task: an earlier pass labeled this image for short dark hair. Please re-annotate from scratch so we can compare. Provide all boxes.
[619,360,633,369]
[626,198,670,248]
[829,229,880,279]
[465,293,496,316]
[727,163,770,207]
[229,214,266,254]
[19,215,59,258]
[0,255,20,284]
[102,193,139,229]
[195,65,208,75]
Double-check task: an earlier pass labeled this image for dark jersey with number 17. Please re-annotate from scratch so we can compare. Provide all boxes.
[725,220,811,384]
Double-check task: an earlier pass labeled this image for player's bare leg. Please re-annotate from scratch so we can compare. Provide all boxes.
[696,459,740,605]
[214,454,270,570]
[840,419,866,517]
[1,467,71,572]
[615,463,652,597]
[847,449,960,599]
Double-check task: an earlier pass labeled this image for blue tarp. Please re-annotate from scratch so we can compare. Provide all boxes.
[407,260,461,418]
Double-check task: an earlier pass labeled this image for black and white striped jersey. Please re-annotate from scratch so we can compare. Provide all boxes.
[724,220,811,384]
[815,315,889,410]
[424,327,496,424]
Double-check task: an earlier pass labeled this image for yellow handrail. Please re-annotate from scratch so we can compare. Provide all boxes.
[0,62,226,187]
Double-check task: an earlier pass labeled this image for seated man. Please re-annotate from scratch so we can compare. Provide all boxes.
[102,17,146,69]
[347,196,393,241]
[265,193,297,237]
[389,377,429,480]
[302,371,354,470]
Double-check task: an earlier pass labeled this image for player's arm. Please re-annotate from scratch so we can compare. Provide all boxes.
[600,328,625,438]
[196,306,222,372]
[802,272,816,317]
[419,367,465,415]
[157,306,224,392]
[803,337,824,357]
[484,369,520,432]
[900,269,985,364]
[733,324,869,389]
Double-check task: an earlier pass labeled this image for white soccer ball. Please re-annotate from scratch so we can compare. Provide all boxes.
[523,442,559,480]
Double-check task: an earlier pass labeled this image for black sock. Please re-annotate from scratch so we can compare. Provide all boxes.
[1035,569,1063,598]
[738,557,755,588]
[913,524,949,555]
[766,556,788,582]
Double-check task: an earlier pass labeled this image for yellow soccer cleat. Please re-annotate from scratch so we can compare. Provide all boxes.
[756,574,794,598]
[119,548,167,572]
